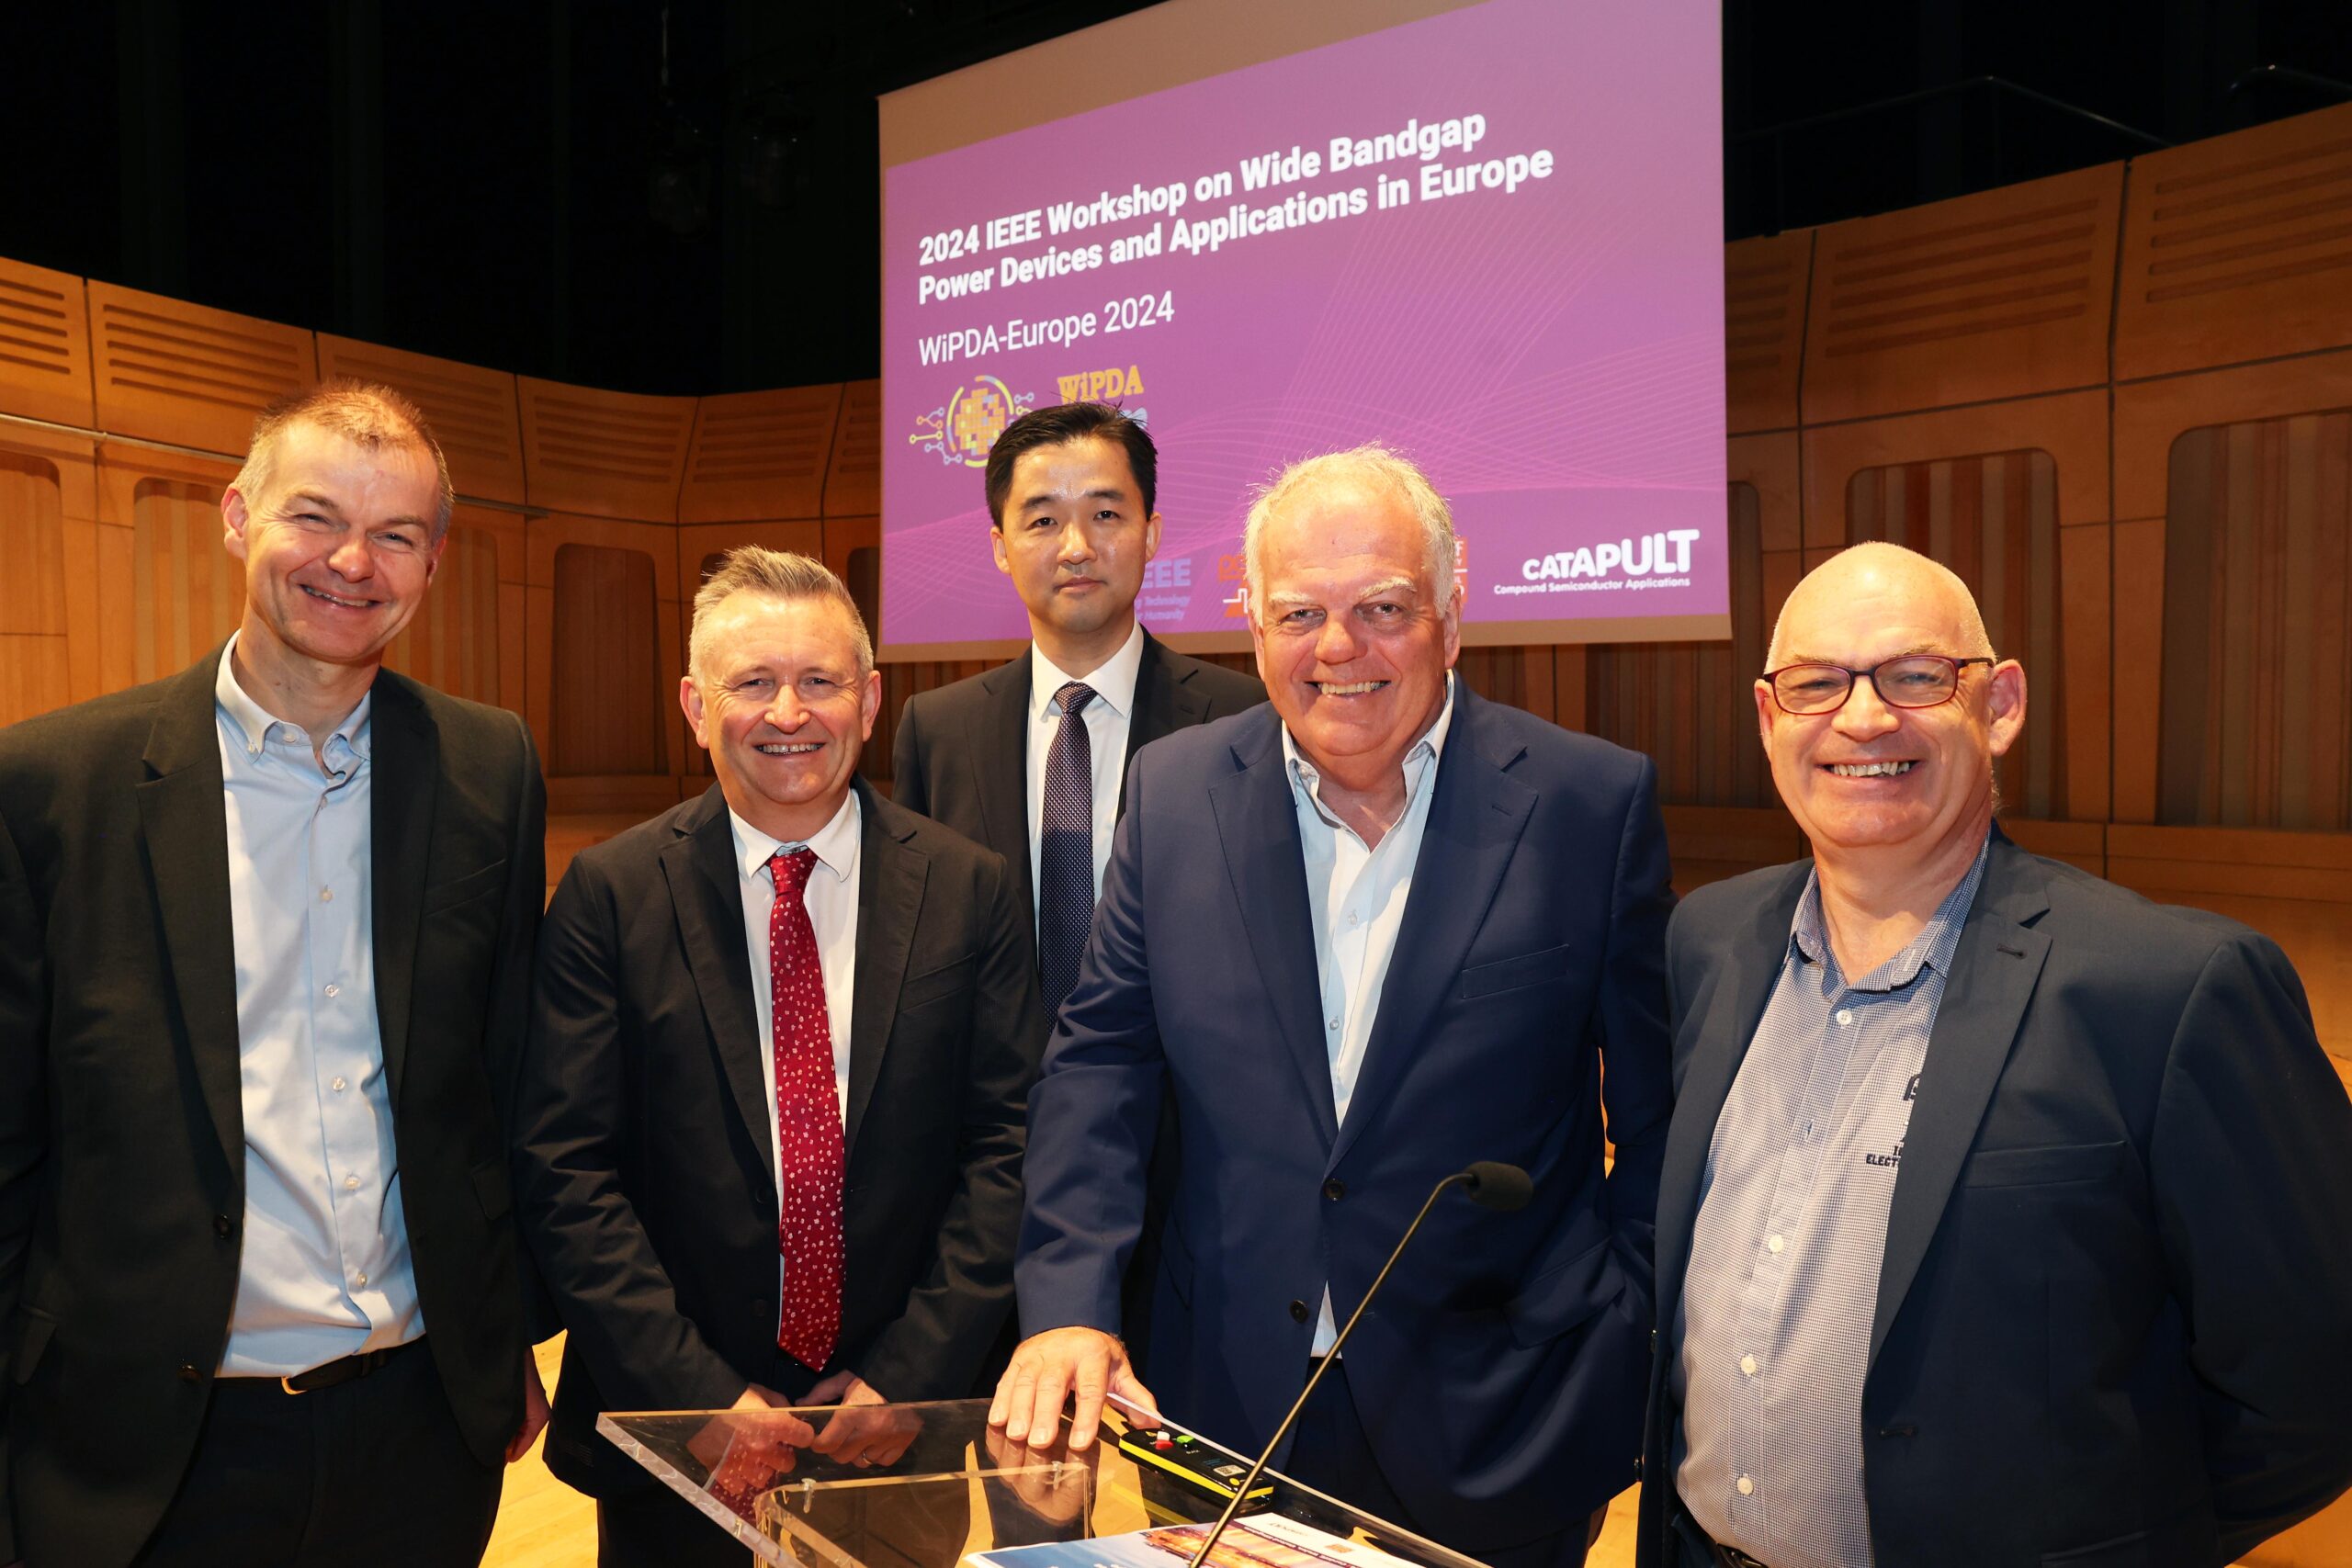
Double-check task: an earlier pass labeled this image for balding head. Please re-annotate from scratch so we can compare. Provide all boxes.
[1756,539,2026,893]
[1767,541,1991,671]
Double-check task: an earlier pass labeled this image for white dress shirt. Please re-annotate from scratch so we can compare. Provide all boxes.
[728,790,862,1212]
[214,637,421,1376]
[1281,674,1455,1352]
[1024,620,1145,923]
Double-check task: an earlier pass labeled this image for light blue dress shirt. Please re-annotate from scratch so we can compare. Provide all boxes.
[213,637,422,1377]
[1281,673,1455,1353]
[1673,835,1990,1568]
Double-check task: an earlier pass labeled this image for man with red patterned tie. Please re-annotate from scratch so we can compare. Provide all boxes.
[512,547,1045,1566]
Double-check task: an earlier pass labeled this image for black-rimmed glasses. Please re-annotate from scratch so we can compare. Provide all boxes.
[1763,654,1994,715]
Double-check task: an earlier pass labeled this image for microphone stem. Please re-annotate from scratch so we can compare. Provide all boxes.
[1184,1171,1470,1568]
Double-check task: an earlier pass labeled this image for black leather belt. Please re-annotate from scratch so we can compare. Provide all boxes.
[1713,1546,1771,1568]
[272,1338,415,1394]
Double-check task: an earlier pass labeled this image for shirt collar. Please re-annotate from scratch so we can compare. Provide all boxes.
[214,632,372,761]
[1282,671,1457,807]
[1790,829,1993,991]
[729,787,862,887]
[1030,620,1146,722]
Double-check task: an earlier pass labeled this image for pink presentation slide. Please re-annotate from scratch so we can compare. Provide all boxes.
[881,0,1724,651]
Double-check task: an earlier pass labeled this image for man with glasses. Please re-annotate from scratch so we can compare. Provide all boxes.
[1640,541,2352,1568]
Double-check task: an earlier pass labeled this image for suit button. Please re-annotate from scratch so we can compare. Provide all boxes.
[177,1362,201,1383]
[1288,1300,1309,1324]
[1322,1179,1345,1201]
[213,1213,234,1239]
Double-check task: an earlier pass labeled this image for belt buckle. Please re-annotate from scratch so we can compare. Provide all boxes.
[279,1371,311,1395]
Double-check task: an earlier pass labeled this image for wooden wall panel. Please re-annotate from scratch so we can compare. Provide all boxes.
[821,514,879,612]
[678,386,842,523]
[0,257,95,428]
[1725,231,1812,435]
[823,379,882,518]
[530,514,684,815]
[380,524,502,706]
[517,377,694,521]
[1845,447,2069,818]
[87,281,314,454]
[678,522,829,592]
[1802,164,2122,424]
[0,448,70,726]
[2158,411,2352,830]
[2115,101,2352,382]
[2057,522,2112,821]
[1731,433,1802,554]
[0,453,68,638]
[0,633,70,728]
[1585,484,1770,807]
[2112,517,2166,823]
[547,542,665,778]
[2113,351,2352,521]
[1659,803,1804,892]
[316,335,526,505]
[129,477,243,682]
[2109,353,2352,822]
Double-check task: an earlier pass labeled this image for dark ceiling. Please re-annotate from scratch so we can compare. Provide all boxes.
[2,1,2345,400]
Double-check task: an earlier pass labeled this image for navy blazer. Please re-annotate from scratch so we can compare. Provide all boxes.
[1641,834,2352,1568]
[1016,682,1675,1553]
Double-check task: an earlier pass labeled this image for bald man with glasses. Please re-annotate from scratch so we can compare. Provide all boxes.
[1640,542,2352,1568]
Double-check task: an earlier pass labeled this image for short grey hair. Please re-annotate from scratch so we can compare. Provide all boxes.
[688,547,874,680]
[233,379,456,540]
[1242,445,1457,615]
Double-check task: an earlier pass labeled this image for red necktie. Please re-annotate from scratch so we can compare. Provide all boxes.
[768,847,843,1371]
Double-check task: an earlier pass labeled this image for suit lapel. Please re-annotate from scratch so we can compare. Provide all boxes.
[973,657,1033,918]
[1207,712,1337,1146]
[1653,863,1808,1327]
[845,784,925,1159]
[136,653,243,1179]
[368,674,436,1109]
[1329,688,1534,1170]
[663,787,777,1208]
[1121,635,1209,823]
[1869,836,2050,1364]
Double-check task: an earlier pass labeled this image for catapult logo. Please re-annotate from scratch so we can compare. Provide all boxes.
[1518,528,1702,592]
[905,374,1035,468]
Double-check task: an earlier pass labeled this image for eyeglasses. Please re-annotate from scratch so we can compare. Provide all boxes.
[1763,654,1994,716]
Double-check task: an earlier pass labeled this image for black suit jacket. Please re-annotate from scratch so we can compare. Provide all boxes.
[514,780,1046,1497]
[0,651,546,1568]
[1641,832,2352,1568]
[890,632,1261,1373]
[889,630,1264,920]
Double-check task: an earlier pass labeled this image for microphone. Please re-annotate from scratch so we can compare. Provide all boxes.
[1185,1162,1533,1567]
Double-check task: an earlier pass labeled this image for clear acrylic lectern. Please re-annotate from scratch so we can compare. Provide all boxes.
[598,1396,1487,1568]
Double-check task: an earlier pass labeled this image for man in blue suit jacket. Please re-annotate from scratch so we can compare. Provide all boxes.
[994,446,1675,1567]
[1642,543,2352,1568]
